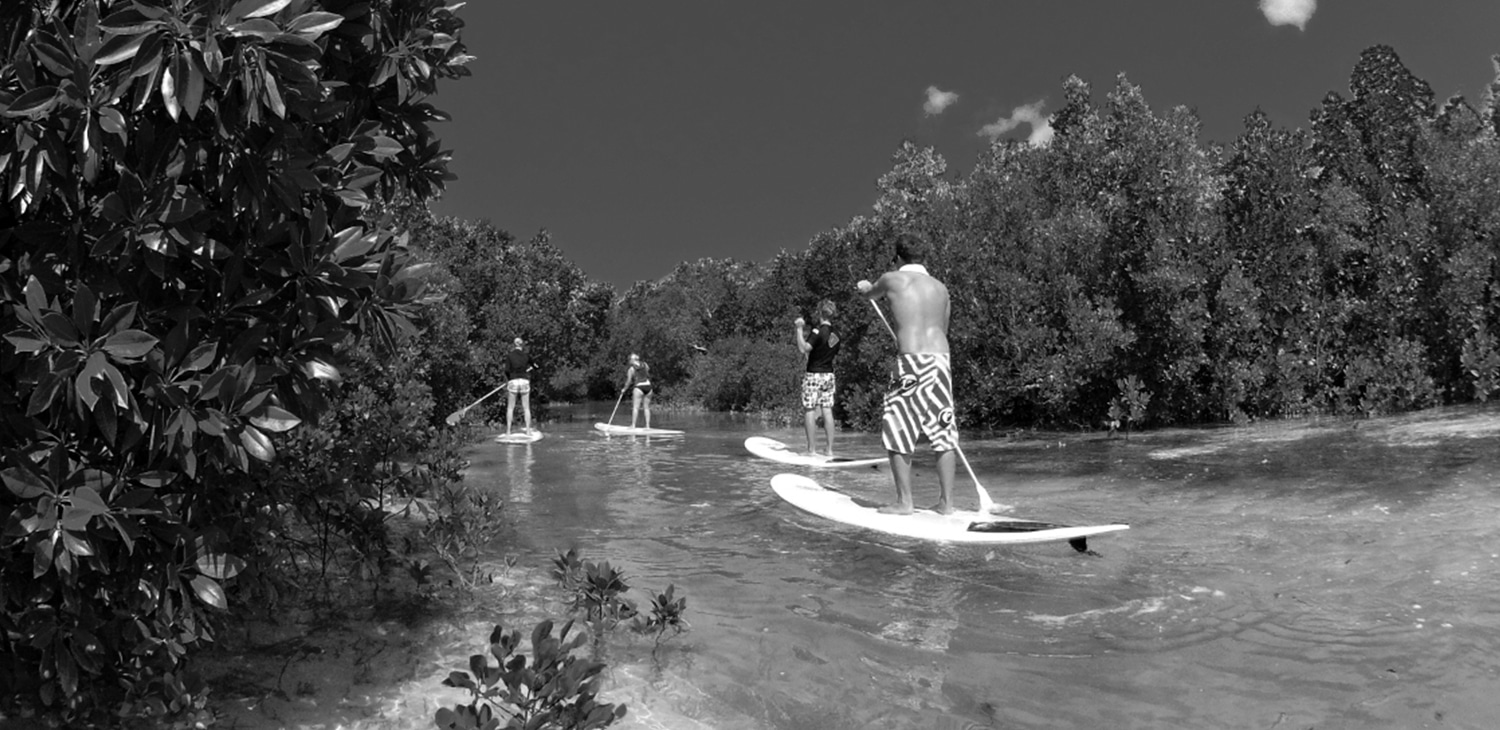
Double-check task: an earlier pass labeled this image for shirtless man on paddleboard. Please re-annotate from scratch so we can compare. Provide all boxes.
[858,232,959,515]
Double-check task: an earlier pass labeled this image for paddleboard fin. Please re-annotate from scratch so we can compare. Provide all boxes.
[1068,537,1104,556]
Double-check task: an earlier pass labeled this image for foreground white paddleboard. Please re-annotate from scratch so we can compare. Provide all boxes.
[744,437,885,469]
[771,473,1128,550]
[494,430,543,444]
[593,423,684,436]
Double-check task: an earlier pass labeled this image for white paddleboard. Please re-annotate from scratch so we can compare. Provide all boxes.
[744,437,885,469]
[771,473,1128,548]
[494,430,543,444]
[593,423,684,436]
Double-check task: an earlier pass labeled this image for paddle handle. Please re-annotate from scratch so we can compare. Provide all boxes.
[868,300,1003,514]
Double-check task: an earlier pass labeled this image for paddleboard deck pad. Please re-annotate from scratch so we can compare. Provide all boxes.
[594,423,684,436]
[494,430,543,444]
[744,437,885,468]
[771,473,1128,551]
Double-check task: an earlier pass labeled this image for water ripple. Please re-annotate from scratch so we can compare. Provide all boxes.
[466,405,1500,730]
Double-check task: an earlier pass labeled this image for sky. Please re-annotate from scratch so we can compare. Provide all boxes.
[429,1,1500,291]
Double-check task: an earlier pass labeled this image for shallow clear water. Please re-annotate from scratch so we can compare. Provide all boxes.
[460,405,1500,730]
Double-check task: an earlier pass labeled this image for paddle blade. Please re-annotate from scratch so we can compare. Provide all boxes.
[444,407,468,426]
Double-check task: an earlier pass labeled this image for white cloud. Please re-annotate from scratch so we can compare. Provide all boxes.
[978,100,1053,146]
[1260,0,1316,31]
[923,85,960,116]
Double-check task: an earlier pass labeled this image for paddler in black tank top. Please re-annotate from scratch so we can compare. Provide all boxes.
[794,299,841,457]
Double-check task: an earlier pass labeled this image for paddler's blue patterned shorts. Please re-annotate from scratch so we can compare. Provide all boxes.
[800,372,835,410]
[881,353,958,454]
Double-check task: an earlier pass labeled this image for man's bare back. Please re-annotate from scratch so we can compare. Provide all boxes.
[859,265,951,353]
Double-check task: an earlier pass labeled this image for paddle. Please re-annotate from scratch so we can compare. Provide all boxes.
[445,383,506,426]
[867,299,1008,514]
[606,387,627,426]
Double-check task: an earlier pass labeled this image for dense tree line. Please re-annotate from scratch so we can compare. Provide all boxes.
[426,45,1500,435]
[634,46,1500,431]
[395,211,614,411]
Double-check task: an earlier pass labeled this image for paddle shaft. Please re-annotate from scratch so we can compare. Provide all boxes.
[446,382,507,425]
[606,386,627,425]
[867,299,999,514]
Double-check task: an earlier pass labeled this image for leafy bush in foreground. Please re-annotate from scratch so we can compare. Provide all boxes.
[436,620,626,730]
[0,0,469,723]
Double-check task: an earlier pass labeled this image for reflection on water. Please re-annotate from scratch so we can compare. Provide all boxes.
[500,441,535,503]
[462,404,1500,730]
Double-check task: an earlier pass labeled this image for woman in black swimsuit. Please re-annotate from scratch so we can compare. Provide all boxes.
[625,353,653,428]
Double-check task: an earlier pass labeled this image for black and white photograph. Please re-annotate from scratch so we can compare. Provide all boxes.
[4,1,1500,728]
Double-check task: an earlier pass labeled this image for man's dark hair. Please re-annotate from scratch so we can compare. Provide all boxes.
[894,232,929,265]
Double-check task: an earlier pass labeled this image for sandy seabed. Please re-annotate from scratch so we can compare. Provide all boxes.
[201,562,719,730]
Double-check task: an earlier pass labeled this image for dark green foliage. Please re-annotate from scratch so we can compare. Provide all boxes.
[948,139,1133,427]
[1217,111,1322,418]
[1107,375,1152,436]
[414,481,504,591]
[0,0,468,722]
[265,333,467,586]
[551,547,584,592]
[577,560,633,625]
[630,584,688,648]
[550,548,689,649]
[406,215,614,410]
[1425,97,1500,403]
[601,258,763,401]
[682,335,801,416]
[551,549,633,625]
[436,620,626,730]
[1486,55,1500,136]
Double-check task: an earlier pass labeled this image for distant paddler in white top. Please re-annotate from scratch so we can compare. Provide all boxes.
[793,299,841,457]
[504,337,535,435]
[623,352,654,429]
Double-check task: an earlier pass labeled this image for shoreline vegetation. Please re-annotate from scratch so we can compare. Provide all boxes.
[5,1,1500,727]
